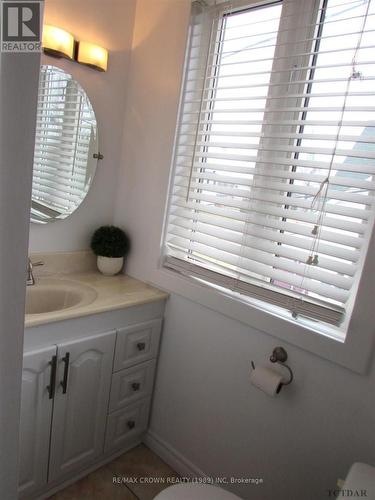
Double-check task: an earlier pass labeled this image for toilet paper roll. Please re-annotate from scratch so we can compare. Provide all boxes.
[250,365,284,397]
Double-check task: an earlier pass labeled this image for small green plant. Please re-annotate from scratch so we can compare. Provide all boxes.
[90,226,130,258]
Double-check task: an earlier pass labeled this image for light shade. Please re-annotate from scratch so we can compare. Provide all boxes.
[42,25,75,59]
[76,41,108,72]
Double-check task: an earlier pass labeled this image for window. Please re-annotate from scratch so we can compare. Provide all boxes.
[163,0,375,329]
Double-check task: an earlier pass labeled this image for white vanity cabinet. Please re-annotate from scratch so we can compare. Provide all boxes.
[20,301,165,500]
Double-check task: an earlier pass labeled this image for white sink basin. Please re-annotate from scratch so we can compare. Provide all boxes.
[25,279,97,315]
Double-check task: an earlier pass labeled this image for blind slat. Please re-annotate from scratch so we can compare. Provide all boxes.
[175,165,375,191]
[164,256,344,325]
[171,190,367,236]
[168,218,357,274]
[179,131,375,145]
[176,152,375,175]
[178,141,375,161]
[166,237,349,303]
[170,206,363,253]
[175,174,372,207]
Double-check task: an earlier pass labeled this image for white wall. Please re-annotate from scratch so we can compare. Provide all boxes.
[114,1,375,499]
[28,0,136,252]
[151,295,375,499]
[113,0,190,274]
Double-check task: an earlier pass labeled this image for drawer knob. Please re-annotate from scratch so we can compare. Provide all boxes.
[131,382,141,391]
[137,342,146,351]
[127,420,136,430]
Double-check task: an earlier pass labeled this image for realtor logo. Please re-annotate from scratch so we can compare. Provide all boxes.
[1,1,42,52]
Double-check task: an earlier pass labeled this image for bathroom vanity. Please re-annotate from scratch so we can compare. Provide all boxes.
[20,264,168,499]
[19,55,171,498]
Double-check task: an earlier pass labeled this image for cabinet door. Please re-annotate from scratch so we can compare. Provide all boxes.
[48,330,116,482]
[19,346,56,498]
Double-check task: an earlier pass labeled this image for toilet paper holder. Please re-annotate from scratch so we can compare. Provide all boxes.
[251,347,294,387]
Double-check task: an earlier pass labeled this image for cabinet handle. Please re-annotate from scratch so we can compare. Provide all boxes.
[60,352,70,394]
[127,420,135,430]
[131,382,140,391]
[136,342,146,351]
[47,355,57,400]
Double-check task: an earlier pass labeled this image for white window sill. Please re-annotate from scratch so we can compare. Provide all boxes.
[148,265,374,374]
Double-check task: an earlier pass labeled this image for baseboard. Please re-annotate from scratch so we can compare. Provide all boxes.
[143,430,207,479]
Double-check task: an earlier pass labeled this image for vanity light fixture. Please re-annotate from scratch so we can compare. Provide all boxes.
[76,41,108,72]
[42,25,75,59]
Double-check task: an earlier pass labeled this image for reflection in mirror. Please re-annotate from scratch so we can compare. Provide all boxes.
[31,65,99,223]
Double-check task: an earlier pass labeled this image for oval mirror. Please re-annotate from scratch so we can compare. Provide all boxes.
[31,65,99,223]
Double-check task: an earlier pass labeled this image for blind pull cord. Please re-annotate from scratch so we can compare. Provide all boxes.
[306,0,371,268]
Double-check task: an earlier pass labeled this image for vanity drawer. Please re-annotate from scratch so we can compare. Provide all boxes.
[109,359,156,411]
[105,398,150,453]
[114,319,161,371]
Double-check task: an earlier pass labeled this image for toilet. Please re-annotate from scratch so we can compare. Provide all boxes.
[154,483,242,500]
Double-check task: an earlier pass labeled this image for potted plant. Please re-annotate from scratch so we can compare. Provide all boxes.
[90,225,130,276]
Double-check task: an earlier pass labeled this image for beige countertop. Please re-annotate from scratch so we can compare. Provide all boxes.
[25,272,169,328]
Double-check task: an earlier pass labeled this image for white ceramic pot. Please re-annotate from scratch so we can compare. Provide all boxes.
[97,256,124,276]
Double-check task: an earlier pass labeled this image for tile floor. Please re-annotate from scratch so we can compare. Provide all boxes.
[49,444,179,500]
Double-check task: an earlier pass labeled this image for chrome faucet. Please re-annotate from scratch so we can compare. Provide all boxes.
[27,258,44,286]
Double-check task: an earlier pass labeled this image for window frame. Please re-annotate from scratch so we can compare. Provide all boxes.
[151,0,375,373]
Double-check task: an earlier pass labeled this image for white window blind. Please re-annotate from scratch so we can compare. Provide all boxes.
[32,65,97,222]
[163,0,375,326]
